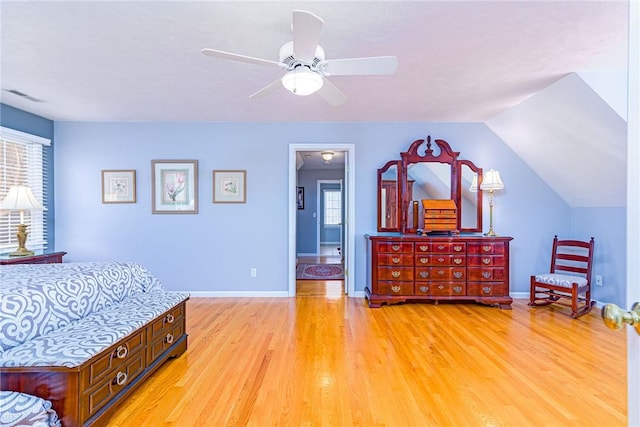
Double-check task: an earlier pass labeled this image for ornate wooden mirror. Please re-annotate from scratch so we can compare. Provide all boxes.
[377,135,483,234]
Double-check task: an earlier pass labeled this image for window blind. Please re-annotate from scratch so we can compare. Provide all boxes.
[0,126,50,252]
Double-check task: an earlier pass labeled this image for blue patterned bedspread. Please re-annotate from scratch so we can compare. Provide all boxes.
[0,261,186,356]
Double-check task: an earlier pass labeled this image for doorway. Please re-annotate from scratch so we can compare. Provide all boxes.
[288,143,355,297]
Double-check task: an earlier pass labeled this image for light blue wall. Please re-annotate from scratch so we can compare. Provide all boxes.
[296,169,344,254]
[52,121,625,303]
[0,104,56,249]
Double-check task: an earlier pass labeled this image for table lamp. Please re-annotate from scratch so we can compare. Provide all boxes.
[0,185,44,256]
[479,169,504,237]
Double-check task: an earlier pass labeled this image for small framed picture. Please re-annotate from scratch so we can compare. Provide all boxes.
[152,160,198,214]
[213,170,246,203]
[297,187,304,210]
[102,170,136,203]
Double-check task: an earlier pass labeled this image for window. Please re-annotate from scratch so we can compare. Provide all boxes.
[323,189,342,226]
[0,127,50,252]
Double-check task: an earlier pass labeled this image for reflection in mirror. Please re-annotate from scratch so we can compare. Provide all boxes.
[460,165,478,229]
[378,162,399,231]
[407,162,452,229]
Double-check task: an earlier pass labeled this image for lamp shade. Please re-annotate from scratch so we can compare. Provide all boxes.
[469,174,478,192]
[0,185,45,211]
[480,169,505,191]
[281,67,324,96]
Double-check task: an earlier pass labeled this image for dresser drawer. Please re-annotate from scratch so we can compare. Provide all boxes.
[376,241,413,254]
[468,267,506,282]
[468,283,506,296]
[148,320,186,364]
[82,348,146,420]
[429,254,466,266]
[429,283,466,296]
[430,242,466,254]
[467,242,506,255]
[149,303,185,342]
[82,328,146,389]
[377,281,414,296]
[377,267,414,281]
[467,255,505,266]
[378,253,414,266]
[415,267,466,281]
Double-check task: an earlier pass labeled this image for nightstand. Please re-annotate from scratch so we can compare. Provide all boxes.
[0,251,67,265]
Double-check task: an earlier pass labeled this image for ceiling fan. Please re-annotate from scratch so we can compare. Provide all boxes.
[201,10,398,106]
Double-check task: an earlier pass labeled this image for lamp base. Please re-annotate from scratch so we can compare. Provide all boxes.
[484,229,498,237]
[9,247,35,257]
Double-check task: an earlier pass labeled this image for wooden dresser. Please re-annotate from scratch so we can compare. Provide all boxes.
[365,234,513,309]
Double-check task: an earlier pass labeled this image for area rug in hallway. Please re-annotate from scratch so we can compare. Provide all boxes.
[296,263,344,280]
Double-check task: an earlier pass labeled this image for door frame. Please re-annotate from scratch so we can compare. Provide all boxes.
[288,143,355,297]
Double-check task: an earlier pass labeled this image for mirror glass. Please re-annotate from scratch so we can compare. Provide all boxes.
[378,162,400,231]
[459,163,481,231]
[406,162,452,229]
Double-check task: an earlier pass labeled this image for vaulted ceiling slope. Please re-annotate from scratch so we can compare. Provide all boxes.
[0,1,629,208]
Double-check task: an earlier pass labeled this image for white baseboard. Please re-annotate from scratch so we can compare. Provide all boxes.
[511,292,605,309]
[188,291,290,298]
[296,252,317,257]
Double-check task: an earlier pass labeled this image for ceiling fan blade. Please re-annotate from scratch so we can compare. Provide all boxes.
[201,48,284,68]
[249,79,283,98]
[316,78,347,107]
[292,10,323,62]
[319,56,399,76]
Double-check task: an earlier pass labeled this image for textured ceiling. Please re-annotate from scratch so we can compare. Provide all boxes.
[0,1,629,122]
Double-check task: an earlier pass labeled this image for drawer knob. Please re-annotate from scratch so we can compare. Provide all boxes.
[453,271,462,279]
[453,286,463,293]
[419,258,429,264]
[482,258,491,265]
[453,245,463,252]
[420,271,429,278]
[166,313,175,324]
[437,257,445,263]
[482,245,491,252]
[165,333,174,344]
[391,271,401,278]
[438,285,445,290]
[391,285,401,293]
[482,286,491,294]
[419,285,428,292]
[114,371,128,386]
[437,245,445,250]
[392,257,401,264]
[438,270,445,276]
[482,272,492,279]
[392,244,400,251]
[115,345,128,359]
[419,245,428,251]
[454,258,462,265]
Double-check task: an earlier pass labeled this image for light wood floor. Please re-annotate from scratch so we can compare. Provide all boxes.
[109,291,626,426]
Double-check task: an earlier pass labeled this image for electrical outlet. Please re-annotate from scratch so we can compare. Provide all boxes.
[595,275,603,286]
[250,268,257,277]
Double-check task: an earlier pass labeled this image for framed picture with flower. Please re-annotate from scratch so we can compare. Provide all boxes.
[213,170,246,203]
[102,170,136,203]
[151,160,198,214]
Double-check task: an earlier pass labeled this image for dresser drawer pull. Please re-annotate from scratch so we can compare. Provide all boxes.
[391,271,401,278]
[419,285,429,293]
[453,286,463,293]
[482,286,492,294]
[420,271,429,278]
[438,284,445,290]
[453,272,462,279]
[454,258,463,265]
[392,257,401,264]
[437,245,445,250]
[482,258,491,265]
[165,333,174,344]
[391,244,400,251]
[482,272,492,279]
[419,258,429,264]
[482,245,492,252]
[438,270,445,276]
[419,245,428,251]
[391,285,401,293]
[453,245,463,252]
[437,257,445,263]
[166,313,175,324]
[115,345,128,359]
[114,372,128,386]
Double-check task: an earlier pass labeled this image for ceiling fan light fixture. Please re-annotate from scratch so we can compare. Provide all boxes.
[281,67,323,96]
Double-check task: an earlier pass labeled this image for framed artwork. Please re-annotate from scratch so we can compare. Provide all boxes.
[213,170,246,203]
[151,160,198,214]
[297,186,304,210]
[102,170,136,203]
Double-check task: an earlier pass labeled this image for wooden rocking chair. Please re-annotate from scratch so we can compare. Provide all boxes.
[529,235,595,318]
